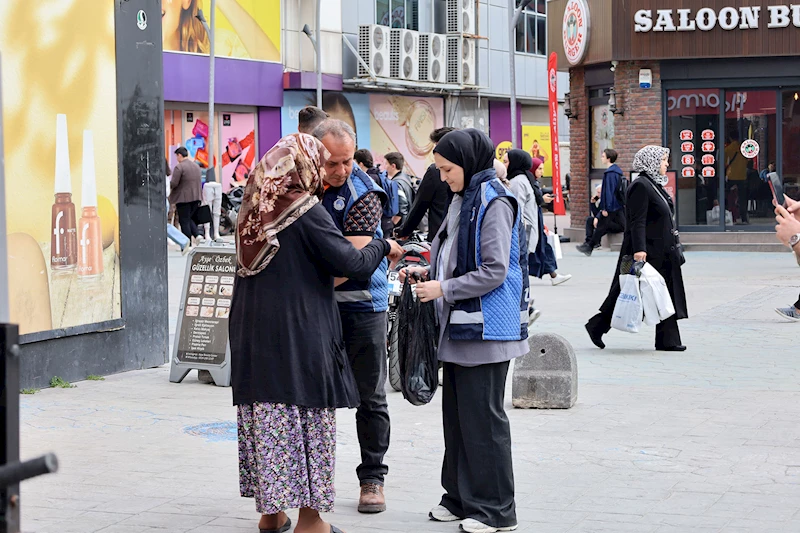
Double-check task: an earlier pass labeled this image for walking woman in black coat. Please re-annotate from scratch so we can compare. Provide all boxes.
[585,145,688,352]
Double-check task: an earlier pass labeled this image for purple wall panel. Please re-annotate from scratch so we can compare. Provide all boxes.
[257,107,282,159]
[488,101,522,147]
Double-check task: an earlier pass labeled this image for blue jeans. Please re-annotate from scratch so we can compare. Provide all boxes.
[167,222,189,250]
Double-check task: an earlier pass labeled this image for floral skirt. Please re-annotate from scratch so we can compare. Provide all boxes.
[238,402,336,514]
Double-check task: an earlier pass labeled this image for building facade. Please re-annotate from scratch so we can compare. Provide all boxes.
[549,0,800,241]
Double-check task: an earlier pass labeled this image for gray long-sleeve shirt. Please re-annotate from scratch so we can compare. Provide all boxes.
[508,175,540,254]
[429,195,529,367]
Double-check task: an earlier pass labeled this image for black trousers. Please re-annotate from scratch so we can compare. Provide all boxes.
[440,361,516,528]
[340,310,390,485]
[585,216,596,243]
[587,270,682,349]
[176,200,202,239]
[588,210,625,247]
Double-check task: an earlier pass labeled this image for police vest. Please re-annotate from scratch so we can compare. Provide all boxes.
[322,164,389,313]
[450,170,529,341]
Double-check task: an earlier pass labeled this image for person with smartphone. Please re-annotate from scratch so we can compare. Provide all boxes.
[773,196,800,321]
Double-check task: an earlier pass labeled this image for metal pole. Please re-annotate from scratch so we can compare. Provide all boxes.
[509,0,518,149]
[0,55,8,324]
[208,0,216,176]
[316,0,322,108]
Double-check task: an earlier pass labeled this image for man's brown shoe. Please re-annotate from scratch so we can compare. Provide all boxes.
[358,483,386,513]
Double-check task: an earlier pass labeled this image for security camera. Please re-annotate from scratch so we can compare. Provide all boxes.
[610,60,618,72]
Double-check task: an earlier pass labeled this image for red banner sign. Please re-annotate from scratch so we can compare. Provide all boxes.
[547,53,565,216]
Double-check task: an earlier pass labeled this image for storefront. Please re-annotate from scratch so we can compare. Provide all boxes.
[162,0,283,192]
[549,0,800,235]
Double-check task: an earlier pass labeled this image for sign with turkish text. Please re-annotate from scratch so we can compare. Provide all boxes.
[635,6,800,34]
[547,53,566,216]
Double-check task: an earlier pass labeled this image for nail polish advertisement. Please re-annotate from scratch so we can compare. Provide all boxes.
[77,130,104,279]
[1,0,122,336]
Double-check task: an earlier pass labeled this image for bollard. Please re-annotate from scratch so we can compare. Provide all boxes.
[512,332,578,409]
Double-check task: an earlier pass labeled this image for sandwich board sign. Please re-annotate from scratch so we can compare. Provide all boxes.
[170,243,236,387]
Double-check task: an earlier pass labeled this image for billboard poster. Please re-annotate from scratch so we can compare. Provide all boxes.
[161,0,281,63]
[522,125,553,178]
[0,0,122,336]
[281,92,372,150]
[369,94,444,178]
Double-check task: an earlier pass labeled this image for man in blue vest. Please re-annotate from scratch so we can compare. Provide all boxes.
[314,119,391,514]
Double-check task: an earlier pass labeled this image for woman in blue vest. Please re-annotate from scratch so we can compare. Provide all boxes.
[403,129,529,533]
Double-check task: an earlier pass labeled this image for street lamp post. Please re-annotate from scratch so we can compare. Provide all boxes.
[197,3,216,175]
[509,0,534,149]
[302,0,323,108]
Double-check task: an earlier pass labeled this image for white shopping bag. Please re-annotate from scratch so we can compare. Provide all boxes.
[639,263,675,325]
[611,274,643,333]
[546,231,563,260]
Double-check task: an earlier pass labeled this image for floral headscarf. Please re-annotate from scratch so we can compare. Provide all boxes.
[633,145,670,186]
[236,133,330,277]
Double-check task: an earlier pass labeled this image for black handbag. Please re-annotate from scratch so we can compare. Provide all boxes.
[192,204,212,225]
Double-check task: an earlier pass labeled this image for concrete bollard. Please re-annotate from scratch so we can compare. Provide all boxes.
[512,332,578,409]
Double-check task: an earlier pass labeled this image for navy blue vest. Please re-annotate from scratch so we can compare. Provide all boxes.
[450,169,529,341]
[322,164,389,313]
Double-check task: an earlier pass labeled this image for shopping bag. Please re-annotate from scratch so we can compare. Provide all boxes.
[546,232,563,260]
[192,204,213,225]
[639,263,675,324]
[397,277,438,406]
[611,274,643,333]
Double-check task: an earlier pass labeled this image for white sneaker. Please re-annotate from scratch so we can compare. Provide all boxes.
[459,518,518,533]
[550,273,572,286]
[528,309,542,326]
[429,505,460,522]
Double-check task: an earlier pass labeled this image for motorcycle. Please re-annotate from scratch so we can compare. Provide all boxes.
[386,232,431,392]
[219,185,244,236]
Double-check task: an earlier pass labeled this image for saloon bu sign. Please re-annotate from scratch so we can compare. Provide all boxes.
[563,0,590,65]
[635,5,800,33]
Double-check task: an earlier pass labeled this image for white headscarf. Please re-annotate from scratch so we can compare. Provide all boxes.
[633,145,670,186]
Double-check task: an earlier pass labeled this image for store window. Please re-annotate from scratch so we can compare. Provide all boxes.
[377,0,419,30]
[591,105,614,170]
[782,90,800,202]
[667,89,777,228]
[515,0,547,56]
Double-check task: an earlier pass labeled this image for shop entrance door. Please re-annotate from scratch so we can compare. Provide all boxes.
[668,89,777,230]
[721,90,777,229]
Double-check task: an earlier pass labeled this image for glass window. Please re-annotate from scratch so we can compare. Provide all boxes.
[515,2,547,55]
[377,0,390,26]
[782,90,800,202]
[391,0,406,28]
[591,105,614,170]
[666,89,721,227]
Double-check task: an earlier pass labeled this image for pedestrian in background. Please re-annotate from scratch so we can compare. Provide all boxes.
[578,149,625,256]
[230,133,402,533]
[170,147,204,243]
[396,127,456,241]
[298,106,329,135]
[586,145,688,352]
[505,149,542,324]
[404,129,528,533]
[165,157,190,255]
[385,152,415,230]
[527,157,572,286]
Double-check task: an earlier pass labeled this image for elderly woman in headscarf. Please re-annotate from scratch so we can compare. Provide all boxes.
[230,133,402,533]
[585,145,688,352]
[504,149,542,323]
[401,129,528,533]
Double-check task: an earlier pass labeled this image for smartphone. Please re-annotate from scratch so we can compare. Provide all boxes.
[767,172,785,206]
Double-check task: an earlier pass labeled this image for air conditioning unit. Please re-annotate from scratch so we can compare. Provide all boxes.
[358,24,391,78]
[419,33,447,83]
[447,0,476,35]
[390,29,420,81]
[446,35,476,86]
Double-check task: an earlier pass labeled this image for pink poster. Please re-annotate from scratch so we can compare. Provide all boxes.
[219,112,256,192]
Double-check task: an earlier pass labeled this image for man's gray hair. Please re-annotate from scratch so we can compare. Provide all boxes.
[313,119,356,144]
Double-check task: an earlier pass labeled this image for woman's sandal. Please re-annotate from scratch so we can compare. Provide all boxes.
[259,516,291,533]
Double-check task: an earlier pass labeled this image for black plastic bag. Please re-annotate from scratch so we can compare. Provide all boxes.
[397,276,438,406]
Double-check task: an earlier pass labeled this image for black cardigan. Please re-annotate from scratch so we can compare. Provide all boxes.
[229,203,390,409]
